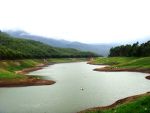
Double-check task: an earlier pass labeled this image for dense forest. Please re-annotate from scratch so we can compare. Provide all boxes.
[109,41,150,57]
[0,31,97,59]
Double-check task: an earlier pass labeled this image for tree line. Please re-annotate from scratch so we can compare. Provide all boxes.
[109,40,150,57]
[0,32,98,60]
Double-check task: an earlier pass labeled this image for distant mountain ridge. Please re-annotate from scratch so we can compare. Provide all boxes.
[5,30,117,56]
[0,31,97,59]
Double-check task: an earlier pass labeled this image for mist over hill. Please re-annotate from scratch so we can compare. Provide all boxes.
[5,30,117,56]
[0,31,97,59]
[6,30,150,56]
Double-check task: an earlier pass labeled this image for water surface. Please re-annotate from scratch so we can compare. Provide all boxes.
[0,62,150,113]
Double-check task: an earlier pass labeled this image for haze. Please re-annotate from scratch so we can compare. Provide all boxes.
[0,0,150,43]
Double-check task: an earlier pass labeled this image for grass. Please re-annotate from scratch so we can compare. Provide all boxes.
[0,69,26,79]
[85,95,150,113]
[1,60,42,71]
[92,57,137,65]
[0,59,43,79]
[0,58,86,79]
[92,57,150,69]
[116,57,150,68]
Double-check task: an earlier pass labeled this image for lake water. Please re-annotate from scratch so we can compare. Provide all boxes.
[0,62,150,113]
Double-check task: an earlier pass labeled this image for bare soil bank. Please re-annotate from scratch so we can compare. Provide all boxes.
[0,77,55,87]
[94,67,150,80]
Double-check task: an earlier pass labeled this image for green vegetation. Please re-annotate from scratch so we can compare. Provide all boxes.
[0,31,97,60]
[0,59,43,72]
[0,69,26,79]
[84,95,150,113]
[91,57,150,69]
[109,41,150,57]
[0,58,86,79]
[116,57,150,69]
[91,57,136,65]
[0,59,43,79]
[0,31,92,80]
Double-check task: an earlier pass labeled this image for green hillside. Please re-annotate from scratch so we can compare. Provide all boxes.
[0,31,97,59]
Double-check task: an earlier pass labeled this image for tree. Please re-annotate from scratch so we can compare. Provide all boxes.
[109,41,150,57]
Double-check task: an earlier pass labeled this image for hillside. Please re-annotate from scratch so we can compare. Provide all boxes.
[5,30,115,56]
[0,31,97,59]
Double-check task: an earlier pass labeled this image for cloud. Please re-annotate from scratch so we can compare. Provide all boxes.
[0,0,150,43]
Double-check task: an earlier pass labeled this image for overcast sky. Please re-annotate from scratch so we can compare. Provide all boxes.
[0,0,150,43]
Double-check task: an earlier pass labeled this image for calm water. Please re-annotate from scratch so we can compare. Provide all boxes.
[0,62,150,113]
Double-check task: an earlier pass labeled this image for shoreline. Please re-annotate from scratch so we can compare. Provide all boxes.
[94,67,150,80]
[15,63,53,74]
[0,59,86,87]
[0,63,55,87]
[77,61,150,113]
[77,92,150,113]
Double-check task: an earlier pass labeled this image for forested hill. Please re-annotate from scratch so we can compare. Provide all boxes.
[109,41,150,57]
[6,30,113,56]
[0,31,97,59]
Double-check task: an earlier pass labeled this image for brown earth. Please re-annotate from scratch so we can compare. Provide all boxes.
[94,67,150,80]
[0,77,55,87]
[146,75,150,80]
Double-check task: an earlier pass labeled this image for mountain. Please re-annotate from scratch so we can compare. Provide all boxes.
[6,30,71,48]
[65,42,115,57]
[5,30,116,56]
[0,31,97,60]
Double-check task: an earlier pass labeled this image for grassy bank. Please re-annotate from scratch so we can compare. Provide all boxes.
[90,57,150,70]
[0,58,86,86]
[80,93,150,113]
[90,57,137,65]
[0,59,43,79]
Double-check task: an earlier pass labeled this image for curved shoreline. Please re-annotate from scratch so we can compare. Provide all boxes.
[0,60,86,87]
[94,67,150,80]
[0,77,55,87]
[77,62,150,113]
[0,63,55,87]
[77,92,150,113]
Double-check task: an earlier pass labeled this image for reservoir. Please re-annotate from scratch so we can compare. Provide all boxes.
[0,62,150,113]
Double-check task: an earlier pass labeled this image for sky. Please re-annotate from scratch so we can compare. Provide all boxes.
[0,0,150,44]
